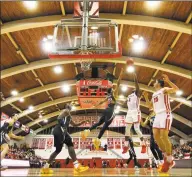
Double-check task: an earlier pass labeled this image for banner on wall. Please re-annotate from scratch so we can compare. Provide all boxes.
[38,138,46,149]
[107,138,114,149]
[1,112,9,121]
[46,138,53,149]
[32,138,40,149]
[70,115,126,127]
[86,138,92,149]
[80,139,86,149]
[114,138,121,149]
[14,121,21,129]
[73,138,79,149]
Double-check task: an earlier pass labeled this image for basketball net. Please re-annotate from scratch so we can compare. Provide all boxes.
[80,51,94,71]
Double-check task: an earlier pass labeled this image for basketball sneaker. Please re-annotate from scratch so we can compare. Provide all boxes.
[74,164,89,174]
[81,129,90,140]
[93,138,101,150]
[122,146,129,154]
[159,160,171,173]
[157,164,162,171]
[40,168,53,174]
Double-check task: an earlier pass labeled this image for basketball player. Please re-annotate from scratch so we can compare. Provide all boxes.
[141,110,164,169]
[123,137,141,169]
[144,74,179,173]
[81,68,124,150]
[41,104,89,174]
[0,115,24,170]
[122,73,146,154]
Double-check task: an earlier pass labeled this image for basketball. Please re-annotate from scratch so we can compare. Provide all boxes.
[126,58,134,66]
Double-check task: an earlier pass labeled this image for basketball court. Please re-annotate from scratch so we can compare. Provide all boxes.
[1,168,192,176]
[1,1,191,177]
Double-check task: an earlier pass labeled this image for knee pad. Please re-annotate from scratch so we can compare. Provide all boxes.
[125,124,132,136]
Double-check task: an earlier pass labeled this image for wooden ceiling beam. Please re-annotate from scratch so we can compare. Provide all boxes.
[147,11,192,86]
[1,14,191,35]
[1,57,191,80]
[5,31,60,112]
[1,80,191,108]
[114,1,128,76]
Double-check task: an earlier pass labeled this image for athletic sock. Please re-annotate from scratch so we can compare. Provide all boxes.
[44,162,50,168]
[73,160,79,168]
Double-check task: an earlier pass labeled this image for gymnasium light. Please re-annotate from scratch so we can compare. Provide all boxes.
[43,41,52,52]
[176,90,183,96]
[127,65,135,73]
[44,119,48,123]
[23,1,37,10]
[132,35,139,39]
[170,99,174,102]
[28,105,34,111]
[47,35,53,40]
[91,26,98,30]
[119,95,124,99]
[132,40,145,53]
[121,86,128,92]
[39,115,43,118]
[19,98,24,103]
[146,1,161,9]
[11,90,18,96]
[53,66,63,74]
[62,85,70,93]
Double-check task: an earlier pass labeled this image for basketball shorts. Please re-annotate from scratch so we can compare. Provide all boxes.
[125,110,141,124]
[53,125,73,149]
[153,112,173,131]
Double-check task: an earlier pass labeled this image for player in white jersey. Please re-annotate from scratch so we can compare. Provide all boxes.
[144,74,179,173]
[122,73,146,154]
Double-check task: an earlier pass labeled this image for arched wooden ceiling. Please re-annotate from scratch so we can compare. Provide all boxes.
[1,1,191,138]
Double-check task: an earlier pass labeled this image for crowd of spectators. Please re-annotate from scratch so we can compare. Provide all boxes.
[173,141,192,159]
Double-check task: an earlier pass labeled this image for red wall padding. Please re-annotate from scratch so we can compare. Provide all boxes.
[54,159,148,168]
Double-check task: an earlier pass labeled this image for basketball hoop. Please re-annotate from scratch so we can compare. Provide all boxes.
[80,51,94,71]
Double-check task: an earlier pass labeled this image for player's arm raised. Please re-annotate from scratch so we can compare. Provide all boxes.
[114,68,124,98]
[162,74,179,94]
[143,91,153,109]
[133,73,142,98]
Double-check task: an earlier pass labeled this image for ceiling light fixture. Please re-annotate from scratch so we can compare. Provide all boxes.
[23,1,38,10]
[11,90,18,96]
[53,66,63,74]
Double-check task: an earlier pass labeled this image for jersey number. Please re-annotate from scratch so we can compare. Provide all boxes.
[154,96,158,103]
